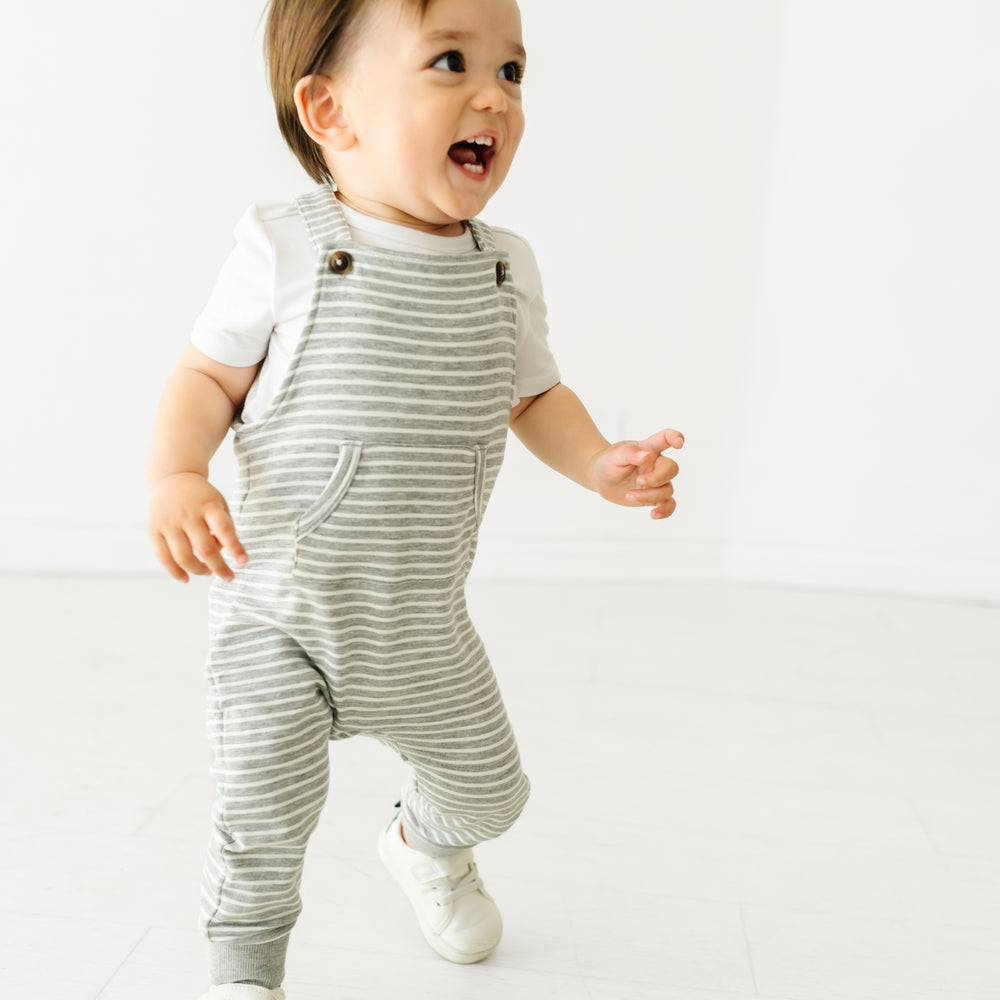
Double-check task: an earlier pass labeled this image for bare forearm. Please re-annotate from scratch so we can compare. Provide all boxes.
[147,349,258,582]
[510,382,685,519]
[509,383,610,490]
[147,366,238,487]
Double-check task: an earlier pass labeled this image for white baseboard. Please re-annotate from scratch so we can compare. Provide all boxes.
[471,532,727,583]
[721,541,1000,605]
[0,521,996,604]
[475,535,1000,603]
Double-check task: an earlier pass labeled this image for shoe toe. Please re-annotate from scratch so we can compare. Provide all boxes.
[440,891,502,961]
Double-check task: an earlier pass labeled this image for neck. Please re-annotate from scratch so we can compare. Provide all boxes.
[334,191,465,237]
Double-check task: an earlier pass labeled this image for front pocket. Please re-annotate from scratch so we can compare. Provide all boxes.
[294,442,363,542]
[292,442,485,586]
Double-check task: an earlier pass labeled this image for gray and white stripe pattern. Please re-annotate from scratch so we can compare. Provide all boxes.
[200,186,531,968]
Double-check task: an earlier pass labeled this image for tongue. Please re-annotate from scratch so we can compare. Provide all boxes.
[449,143,479,165]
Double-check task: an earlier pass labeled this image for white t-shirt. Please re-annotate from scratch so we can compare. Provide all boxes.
[191,199,560,424]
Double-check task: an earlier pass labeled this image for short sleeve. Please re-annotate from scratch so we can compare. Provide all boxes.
[189,205,279,367]
[493,229,561,400]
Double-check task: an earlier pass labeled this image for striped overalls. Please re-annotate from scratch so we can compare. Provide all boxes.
[201,186,531,984]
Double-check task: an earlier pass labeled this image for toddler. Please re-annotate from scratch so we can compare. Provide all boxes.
[147,0,683,996]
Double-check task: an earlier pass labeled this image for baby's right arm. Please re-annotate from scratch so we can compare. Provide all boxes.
[147,344,259,583]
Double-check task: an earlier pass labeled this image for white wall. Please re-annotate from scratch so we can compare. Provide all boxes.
[724,0,1000,601]
[1,1,997,602]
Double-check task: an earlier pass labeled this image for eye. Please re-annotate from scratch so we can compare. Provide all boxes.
[498,61,524,84]
[431,51,465,73]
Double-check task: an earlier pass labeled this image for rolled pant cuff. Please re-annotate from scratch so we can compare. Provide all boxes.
[209,934,289,989]
[400,824,470,857]
[398,805,475,858]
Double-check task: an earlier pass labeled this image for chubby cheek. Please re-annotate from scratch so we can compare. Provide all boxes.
[507,105,526,157]
[494,108,525,183]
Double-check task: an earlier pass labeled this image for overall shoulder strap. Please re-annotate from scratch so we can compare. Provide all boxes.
[465,216,497,253]
[296,184,352,251]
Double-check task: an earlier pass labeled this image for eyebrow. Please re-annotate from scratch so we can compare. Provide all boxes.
[424,28,527,61]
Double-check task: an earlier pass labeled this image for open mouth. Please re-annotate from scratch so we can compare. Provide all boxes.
[448,135,496,175]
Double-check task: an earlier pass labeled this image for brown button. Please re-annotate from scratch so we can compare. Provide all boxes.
[328,250,353,275]
[496,260,507,285]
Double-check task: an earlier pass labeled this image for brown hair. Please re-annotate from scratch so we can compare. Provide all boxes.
[264,0,432,184]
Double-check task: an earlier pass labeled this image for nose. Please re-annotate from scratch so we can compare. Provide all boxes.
[471,75,508,114]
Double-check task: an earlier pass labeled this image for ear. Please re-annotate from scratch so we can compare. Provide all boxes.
[294,75,356,151]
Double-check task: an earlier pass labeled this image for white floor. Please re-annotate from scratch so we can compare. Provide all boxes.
[1,574,999,1000]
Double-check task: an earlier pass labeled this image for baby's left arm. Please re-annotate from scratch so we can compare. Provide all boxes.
[509,383,684,520]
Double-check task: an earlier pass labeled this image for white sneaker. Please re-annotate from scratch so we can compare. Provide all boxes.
[377,811,502,964]
[197,987,285,1000]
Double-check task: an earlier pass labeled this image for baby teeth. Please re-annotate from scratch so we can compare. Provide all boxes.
[465,136,494,146]
[463,163,485,173]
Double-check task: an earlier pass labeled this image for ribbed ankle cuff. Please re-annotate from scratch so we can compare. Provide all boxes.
[209,934,290,989]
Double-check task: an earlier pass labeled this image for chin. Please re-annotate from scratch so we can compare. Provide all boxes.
[448,192,495,221]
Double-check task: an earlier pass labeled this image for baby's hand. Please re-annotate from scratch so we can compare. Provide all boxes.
[589,428,684,520]
[148,473,248,583]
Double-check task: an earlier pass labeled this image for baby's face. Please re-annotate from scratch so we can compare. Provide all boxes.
[327,0,526,232]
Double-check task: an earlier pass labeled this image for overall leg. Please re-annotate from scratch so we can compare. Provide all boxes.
[373,636,529,963]
[390,639,530,856]
[202,622,334,988]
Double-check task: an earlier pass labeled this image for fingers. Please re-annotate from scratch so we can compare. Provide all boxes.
[161,526,216,582]
[625,479,676,513]
[636,428,685,456]
[628,492,677,520]
[650,496,678,520]
[150,531,192,583]
[615,429,685,475]
[635,454,680,490]
[150,508,247,584]
[624,450,681,519]
[204,505,249,571]
[189,525,235,582]
[599,429,684,520]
